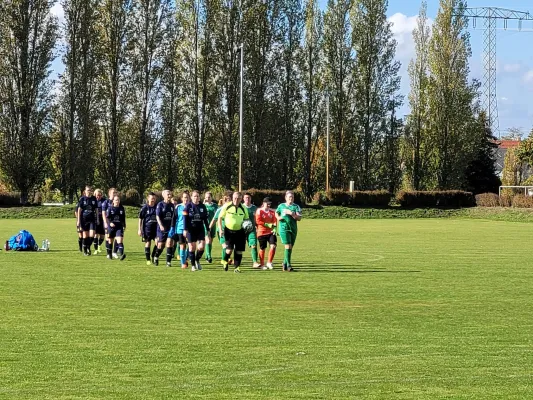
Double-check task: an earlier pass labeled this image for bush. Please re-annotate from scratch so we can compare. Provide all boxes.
[511,195,533,208]
[475,193,500,207]
[0,192,21,206]
[396,190,476,208]
[244,189,304,207]
[313,190,392,207]
[499,194,512,207]
[121,189,141,206]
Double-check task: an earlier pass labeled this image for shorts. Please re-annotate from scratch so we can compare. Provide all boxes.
[157,227,169,242]
[187,228,205,243]
[95,223,105,235]
[142,227,157,242]
[279,230,297,246]
[108,227,124,238]
[247,231,257,247]
[258,233,277,250]
[80,220,95,232]
[223,227,246,252]
[170,231,187,245]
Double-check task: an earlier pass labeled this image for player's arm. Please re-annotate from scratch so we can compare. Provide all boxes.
[102,204,109,228]
[202,208,210,235]
[121,207,126,230]
[156,204,165,231]
[182,206,190,236]
[217,206,227,236]
[138,207,144,236]
[77,204,82,227]
[255,209,265,226]
[292,205,302,221]
[209,209,219,230]
[275,206,284,222]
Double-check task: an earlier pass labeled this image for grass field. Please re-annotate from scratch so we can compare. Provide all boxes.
[1,218,533,399]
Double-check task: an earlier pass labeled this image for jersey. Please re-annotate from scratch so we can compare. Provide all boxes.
[77,196,97,222]
[106,205,126,228]
[204,202,218,224]
[95,197,106,225]
[156,201,175,231]
[138,204,157,230]
[244,204,258,227]
[184,202,209,232]
[175,203,186,233]
[275,203,301,234]
[102,198,113,223]
[214,206,224,233]
[219,202,249,231]
[256,208,277,237]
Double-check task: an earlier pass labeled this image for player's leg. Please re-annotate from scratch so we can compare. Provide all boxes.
[165,237,175,267]
[116,231,126,261]
[266,233,277,270]
[106,230,116,259]
[188,238,198,271]
[233,230,246,273]
[194,230,206,270]
[248,232,260,268]
[258,235,267,267]
[279,230,292,271]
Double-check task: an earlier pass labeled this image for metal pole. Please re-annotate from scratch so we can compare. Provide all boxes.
[326,95,330,192]
[238,43,244,192]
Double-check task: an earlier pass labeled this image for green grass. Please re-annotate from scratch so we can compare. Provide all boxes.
[1,218,533,399]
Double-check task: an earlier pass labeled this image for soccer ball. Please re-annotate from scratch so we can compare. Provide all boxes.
[242,219,254,235]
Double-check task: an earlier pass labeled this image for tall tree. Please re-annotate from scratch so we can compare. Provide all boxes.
[0,0,58,203]
[98,0,133,188]
[323,0,354,189]
[302,0,324,197]
[404,0,431,190]
[59,0,100,201]
[128,0,170,195]
[427,0,479,189]
[351,0,401,190]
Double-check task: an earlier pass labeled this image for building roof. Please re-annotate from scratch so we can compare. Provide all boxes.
[496,140,521,149]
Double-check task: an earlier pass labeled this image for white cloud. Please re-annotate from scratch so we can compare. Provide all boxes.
[388,13,419,61]
[51,2,64,21]
[524,70,533,84]
[503,63,522,73]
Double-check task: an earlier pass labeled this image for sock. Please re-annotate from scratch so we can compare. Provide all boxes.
[234,252,243,267]
[287,248,292,267]
[189,250,196,266]
[179,248,186,265]
[106,245,112,257]
[221,247,226,260]
[268,247,276,263]
[206,243,212,259]
[78,237,82,252]
[223,250,230,262]
[166,247,173,264]
[151,246,157,259]
[106,240,111,252]
[82,238,88,254]
[284,249,289,266]
[93,237,99,251]
[117,243,124,255]
[155,247,162,259]
[98,237,104,247]
[114,242,118,253]
[251,247,258,263]
[196,249,204,261]
[259,249,265,265]
[145,247,151,261]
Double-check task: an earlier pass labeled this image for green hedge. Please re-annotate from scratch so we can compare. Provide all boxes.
[396,190,476,208]
[0,192,22,206]
[313,190,392,207]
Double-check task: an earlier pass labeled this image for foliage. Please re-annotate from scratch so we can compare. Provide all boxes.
[313,190,392,207]
[511,195,533,208]
[474,193,500,207]
[396,190,475,208]
[501,147,526,187]
[121,188,142,206]
[244,189,305,208]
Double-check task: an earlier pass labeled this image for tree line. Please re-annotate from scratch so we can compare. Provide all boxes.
[0,0,499,204]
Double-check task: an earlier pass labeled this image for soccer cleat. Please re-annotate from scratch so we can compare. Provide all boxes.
[112,253,118,259]
[154,257,159,266]
[266,262,274,270]
[196,261,202,271]
[191,265,197,272]
[253,262,262,269]
[86,250,91,256]
[207,257,213,264]
[287,267,294,272]
[221,260,229,272]
[234,267,241,274]
[146,261,151,266]
[166,262,172,267]
[282,263,288,272]
[106,254,112,260]
[120,253,126,261]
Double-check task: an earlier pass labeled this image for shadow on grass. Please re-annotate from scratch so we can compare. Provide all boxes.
[293,269,421,273]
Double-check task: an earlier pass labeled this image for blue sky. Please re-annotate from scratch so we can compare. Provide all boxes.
[385,0,533,135]
[51,0,533,135]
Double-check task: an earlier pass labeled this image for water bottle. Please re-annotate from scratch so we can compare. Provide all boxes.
[41,240,46,250]
[46,239,50,251]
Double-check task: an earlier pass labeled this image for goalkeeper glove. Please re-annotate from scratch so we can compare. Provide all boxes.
[265,223,273,228]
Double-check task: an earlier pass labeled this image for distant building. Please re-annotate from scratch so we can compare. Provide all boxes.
[494,139,532,181]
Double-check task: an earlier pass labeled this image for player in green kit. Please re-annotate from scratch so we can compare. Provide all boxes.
[275,190,302,272]
[203,191,218,263]
[243,193,260,268]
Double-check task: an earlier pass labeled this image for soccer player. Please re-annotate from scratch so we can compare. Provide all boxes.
[255,197,277,269]
[77,185,97,256]
[169,191,190,269]
[154,189,175,266]
[243,193,260,268]
[94,189,106,254]
[106,195,127,261]
[275,190,302,272]
[183,190,210,271]
[138,192,158,265]
[102,188,118,258]
[203,191,218,263]
[217,191,249,273]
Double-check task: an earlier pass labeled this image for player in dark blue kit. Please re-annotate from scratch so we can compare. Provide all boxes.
[102,188,118,258]
[106,195,127,261]
[154,189,175,266]
[138,192,158,266]
[77,185,98,256]
[183,190,210,271]
[94,189,106,255]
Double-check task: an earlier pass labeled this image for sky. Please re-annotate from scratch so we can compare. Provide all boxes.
[50,0,533,135]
